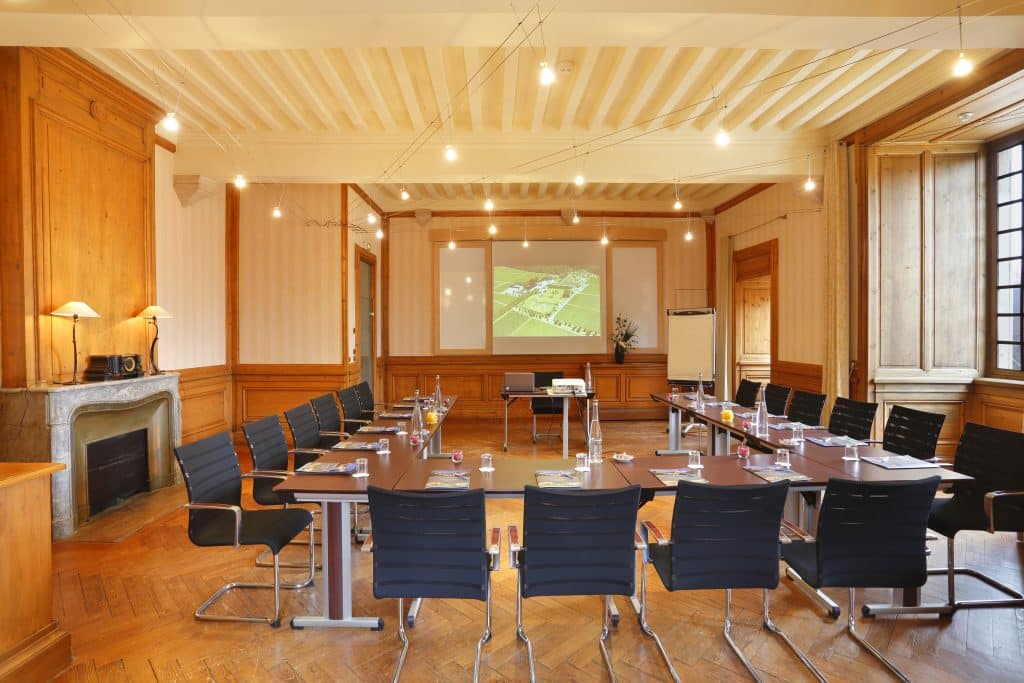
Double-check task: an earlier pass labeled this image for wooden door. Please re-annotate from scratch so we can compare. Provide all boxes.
[732,240,778,391]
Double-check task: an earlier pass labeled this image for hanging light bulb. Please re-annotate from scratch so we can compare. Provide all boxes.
[953,52,973,77]
[804,155,816,192]
[715,127,731,147]
[375,227,385,239]
[600,234,609,246]
[673,197,683,210]
[539,61,556,86]
[684,229,694,241]
[367,213,378,225]
[522,239,529,248]
[448,239,456,250]
[574,174,585,187]
[488,223,498,235]
[233,174,247,189]
[400,186,410,201]
[952,4,973,77]
[484,197,494,211]
[572,212,580,225]
[271,205,282,218]
[159,112,180,133]
[444,144,457,162]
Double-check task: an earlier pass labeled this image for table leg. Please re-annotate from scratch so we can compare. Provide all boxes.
[290,501,382,630]
[656,406,688,456]
[585,398,591,447]
[562,397,570,458]
[503,399,509,451]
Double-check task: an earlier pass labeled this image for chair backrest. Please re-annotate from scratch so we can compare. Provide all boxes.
[733,379,759,408]
[311,393,342,432]
[336,386,365,432]
[531,371,564,413]
[764,384,792,416]
[827,396,878,440]
[882,405,946,460]
[952,422,1024,494]
[787,390,827,426]
[519,485,640,598]
[666,480,790,590]
[173,431,242,536]
[815,477,940,588]
[367,486,488,600]
[242,415,289,471]
[284,403,322,450]
[353,380,374,414]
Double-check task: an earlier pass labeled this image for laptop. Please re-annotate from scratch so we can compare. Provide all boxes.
[504,371,536,392]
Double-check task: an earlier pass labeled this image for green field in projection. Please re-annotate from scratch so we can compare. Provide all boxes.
[492,266,600,337]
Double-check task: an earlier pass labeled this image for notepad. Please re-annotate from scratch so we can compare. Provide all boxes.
[390,404,414,410]
[806,435,864,448]
[860,455,940,470]
[378,412,413,419]
[744,465,811,483]
[649,468,708,486]
[357,425,400,434]
[768,421,826,431]
[296,461,357,475]
[425,470,471,489]
[331,441,383,451]
[534,470,582,488]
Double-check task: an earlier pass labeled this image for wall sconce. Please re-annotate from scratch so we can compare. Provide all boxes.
[51,301,100,384]
[138,305,173,374]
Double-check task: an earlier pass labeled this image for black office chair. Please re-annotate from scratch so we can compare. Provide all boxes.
[353,380,383,420]
[173,432,313,627]
[311,393,351,442]
[733,378,760,407]
[284,402,340,450]
[530,371,563,443]
[787,390,827,426]
[879,405,946,461]
[509,485,654,682]
[782,477,940,682]
[337,386,373,434]
[640,480,822,682]
[827,396,878,440]
[365,486,500,682]
[242,415,321,577]
[868,423,1024,616]
[764,383,792,416]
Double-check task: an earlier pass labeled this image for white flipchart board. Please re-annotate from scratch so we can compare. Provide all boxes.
[666,308,716,382]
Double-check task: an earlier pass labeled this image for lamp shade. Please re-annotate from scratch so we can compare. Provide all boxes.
[51,301,100,318]
[138,305,173,319]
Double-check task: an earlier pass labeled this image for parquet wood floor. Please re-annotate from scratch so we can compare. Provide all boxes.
[52,419,1024,682]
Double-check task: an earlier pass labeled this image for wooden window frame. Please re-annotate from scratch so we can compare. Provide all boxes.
[987,129,1024,379]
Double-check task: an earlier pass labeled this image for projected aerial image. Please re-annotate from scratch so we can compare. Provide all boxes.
[493,266,600,337]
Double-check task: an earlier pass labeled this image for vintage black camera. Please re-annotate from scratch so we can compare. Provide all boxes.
[84,354,144,382]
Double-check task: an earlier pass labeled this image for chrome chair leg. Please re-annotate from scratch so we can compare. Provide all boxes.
[846,589,910,683]
[786,566,841,618]
[516,580,536,683]
[257,521,319,586]
[392,597,411,683]
[762,589,827,682]
[636,560,680,682]
[195,551,283,627]
[473,578,493,683]
[723,589,760,681]
[597,595,618,683]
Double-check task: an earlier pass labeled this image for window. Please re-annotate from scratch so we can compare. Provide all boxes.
[991,131,1024,375]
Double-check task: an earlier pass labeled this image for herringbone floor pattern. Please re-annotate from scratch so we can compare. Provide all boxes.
[53,419,1024,682]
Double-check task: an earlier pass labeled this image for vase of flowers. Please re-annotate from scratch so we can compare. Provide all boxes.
[610,315,639,364]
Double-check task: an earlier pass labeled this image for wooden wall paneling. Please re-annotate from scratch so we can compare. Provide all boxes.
[233,364,348,433]
[968,380,1024,433]
[732,240,778,388]
[878,394,967,462]
[226,184,239,370]
[177,365,231,445]
[771,360,824,394]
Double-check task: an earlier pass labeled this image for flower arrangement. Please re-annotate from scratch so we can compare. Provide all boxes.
[610,314,640,352]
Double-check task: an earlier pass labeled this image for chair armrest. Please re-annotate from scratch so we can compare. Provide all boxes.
[641,520,669,546]
[487,527,501,571]
[186,503,242,547]
[242,469,291,480]
[344,418,374,424]
[290,448,330,456]
[635,531,646,551]
[319,430,351,438]
[862,439,882,445]
[983,490,1024,534]
[508,524,521,568]
[781,519,815,542]
[361,534,373,553]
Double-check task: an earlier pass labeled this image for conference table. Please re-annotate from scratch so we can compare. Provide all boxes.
[499,387,595,458]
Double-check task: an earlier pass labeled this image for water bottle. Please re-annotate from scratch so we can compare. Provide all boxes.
[433,374,444,412]
[756,384,769,438]
[588,400,603,463]
[695,371,705,410]
[584,362,593,393]
[411,390,425,437]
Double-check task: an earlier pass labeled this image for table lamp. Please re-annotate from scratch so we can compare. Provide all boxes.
[51,301,100,385]
[138,305,173,374]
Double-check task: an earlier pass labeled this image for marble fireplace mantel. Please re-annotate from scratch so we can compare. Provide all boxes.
[0,374,182,538]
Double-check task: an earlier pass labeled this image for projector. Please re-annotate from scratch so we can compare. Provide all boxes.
[550,378,586,395]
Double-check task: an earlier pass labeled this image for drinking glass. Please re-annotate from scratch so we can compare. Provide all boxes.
[354,457,369,478]
[397,421,407,435]
[451,450,464,465]
[575,453,590,472]
[377,438,390,454]
[688,450,703,470]
[775,448,791,468]
[791,424,805,443]
[842,444,860,462]
[480,453,494,472]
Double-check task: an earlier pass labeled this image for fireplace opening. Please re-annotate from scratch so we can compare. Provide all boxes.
[86,429,149,516]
